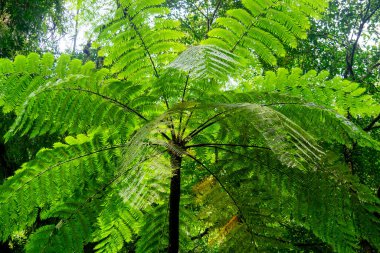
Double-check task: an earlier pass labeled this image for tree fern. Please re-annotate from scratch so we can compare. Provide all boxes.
[1,0,380,252]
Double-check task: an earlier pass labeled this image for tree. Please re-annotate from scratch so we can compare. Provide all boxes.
[0,0,66,57]
[279,0,380,82]
[0,0,380,252]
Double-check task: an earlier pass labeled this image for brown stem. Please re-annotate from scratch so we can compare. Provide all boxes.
[168,153,182,253]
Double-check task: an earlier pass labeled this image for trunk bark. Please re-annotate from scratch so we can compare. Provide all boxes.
[168,153,182,253]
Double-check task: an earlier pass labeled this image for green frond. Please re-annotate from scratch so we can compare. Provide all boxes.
[252,68,380,117]
[92,194,142,253]
[0,131,123,242]
[176,102,324,170]
[235,103,325,169]
[135,203,169,253]
[351,183,380,249]
[97,0,186,82]
[189,144,365,252]
[202,0,328,65]
[90,119,172,253]
[167,45,240,80]
[5,73,152,139]
[26,201,96,253]
[203,84,380,150]
[277,104,380,149]
[118,158,171,253]
[0,53,102,115]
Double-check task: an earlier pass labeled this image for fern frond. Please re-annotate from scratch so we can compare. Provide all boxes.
[202,0,328,65]
[0,53,101,114]
[199,86,380,150]
[0,131,123,241]
[87,115,172,253]
[167,45,240,81]
[277,103,380,149]
[1,112,173,250]
[252,68,380,117]
[135,203,169,253]
[92,194,142,253]
[176,102,324,170]
[5,74,152,139]
[26,200,96,253]
[120,150,172,253]
[189,143,362,252]
[97,0,186,82]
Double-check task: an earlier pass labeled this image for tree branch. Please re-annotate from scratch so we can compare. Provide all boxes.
[189,2,208,20]
[345,1,380,79]
[364,113,380,131]
[209,0,222,30]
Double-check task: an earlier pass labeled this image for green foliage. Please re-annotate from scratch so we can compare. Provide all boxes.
[0,0,380,252]
[251,68,380,117]
[0,0,65,57]
[279,0,380,83]
[167,45,240,80]
[96,0,186,81]
[202,0,327,65]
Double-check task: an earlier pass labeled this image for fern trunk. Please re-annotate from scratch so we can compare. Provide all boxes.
[168,153,182,253]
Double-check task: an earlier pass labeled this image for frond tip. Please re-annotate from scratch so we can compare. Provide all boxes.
[167,45,240,80]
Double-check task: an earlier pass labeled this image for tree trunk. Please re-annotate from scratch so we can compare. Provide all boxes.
[168,153,182,253]
[72,2,80,54]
